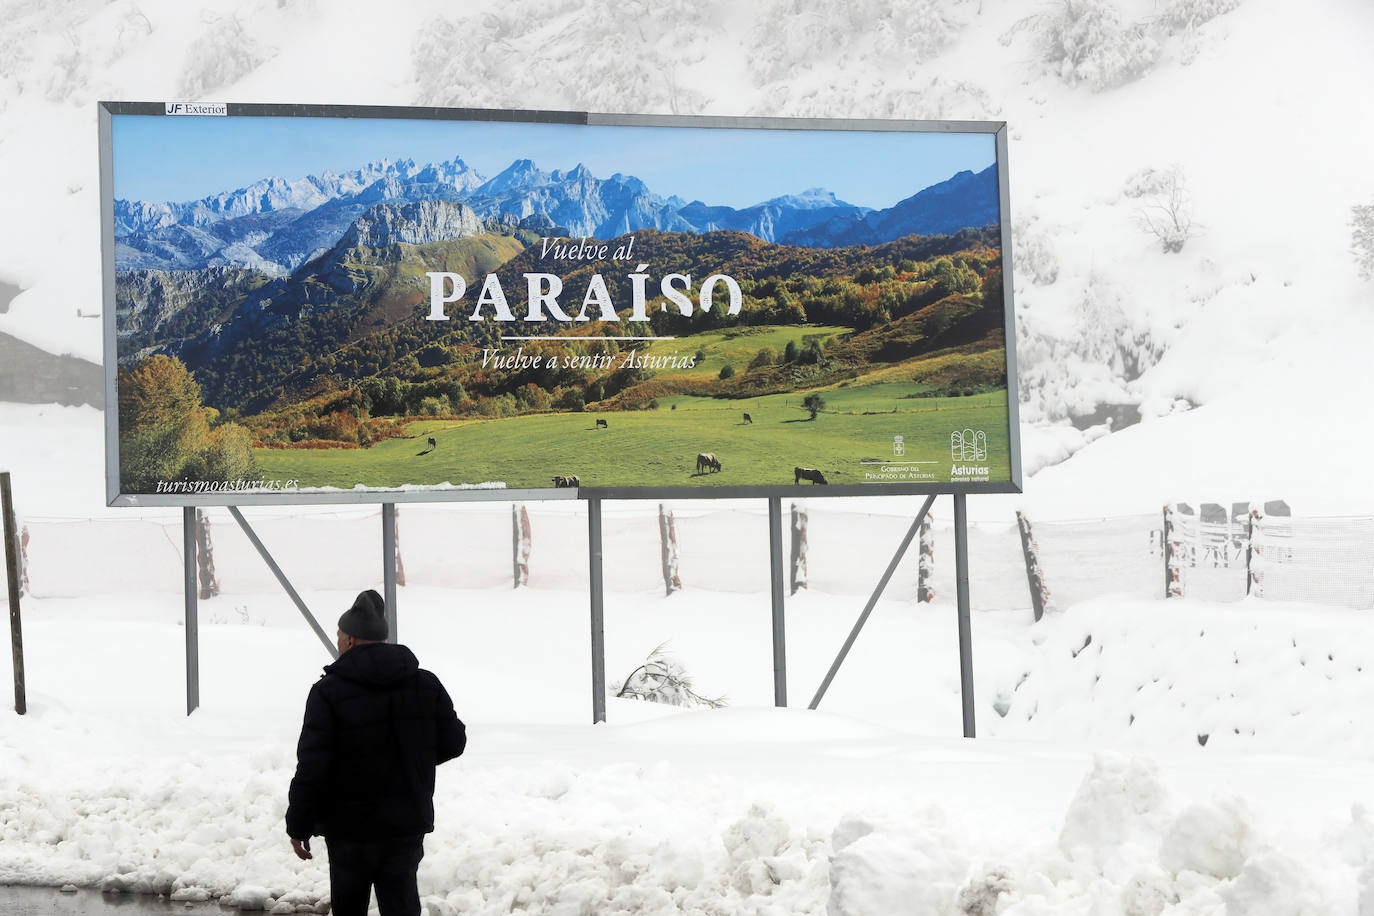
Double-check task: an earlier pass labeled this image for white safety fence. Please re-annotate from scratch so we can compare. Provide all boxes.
[12,502,1374,612]
[1019,513,1165,610]
[15,501,1009,604]
[1251,514,1374,609]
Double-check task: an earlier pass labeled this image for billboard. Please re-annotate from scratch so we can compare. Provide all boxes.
[100,103,1020,505]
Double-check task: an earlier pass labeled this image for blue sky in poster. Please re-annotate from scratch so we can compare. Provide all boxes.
[111,114,997,211]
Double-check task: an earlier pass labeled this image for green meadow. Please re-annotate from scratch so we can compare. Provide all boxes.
[253,384,1011,490]
[645,325,852,379]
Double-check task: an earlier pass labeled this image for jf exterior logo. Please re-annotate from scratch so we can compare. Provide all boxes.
[165,102,227,116]
[950,428,990,481]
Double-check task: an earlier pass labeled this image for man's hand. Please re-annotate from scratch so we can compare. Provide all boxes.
[291,837,312,861]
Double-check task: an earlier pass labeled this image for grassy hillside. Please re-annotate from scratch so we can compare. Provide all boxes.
[254,386,1010,489]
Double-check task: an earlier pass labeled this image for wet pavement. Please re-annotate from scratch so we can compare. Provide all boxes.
[0,887,224,915]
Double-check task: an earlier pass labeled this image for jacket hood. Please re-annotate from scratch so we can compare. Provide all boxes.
[324,642,419,688]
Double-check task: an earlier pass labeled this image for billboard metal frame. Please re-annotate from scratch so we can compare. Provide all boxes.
[100,102,1012,735]
[98,101,1021,507]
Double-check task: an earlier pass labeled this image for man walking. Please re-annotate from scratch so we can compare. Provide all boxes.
[286,589,466,916]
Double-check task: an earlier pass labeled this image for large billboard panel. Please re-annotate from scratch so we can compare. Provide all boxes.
[100,103,1020,505]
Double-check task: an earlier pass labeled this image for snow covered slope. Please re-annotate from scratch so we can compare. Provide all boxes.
[2,0,1372,518]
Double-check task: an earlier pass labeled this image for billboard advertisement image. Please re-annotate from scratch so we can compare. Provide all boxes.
[101,104,1020,504]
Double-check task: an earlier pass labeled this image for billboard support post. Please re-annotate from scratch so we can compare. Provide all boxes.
[954,494,976,738]
[2,472,27,715]
[768,496,787,707]
[382,503,397,643]
[182,506,199,716]
[226,506,337,661]
[808,494,937,710]
[588,496,606,724]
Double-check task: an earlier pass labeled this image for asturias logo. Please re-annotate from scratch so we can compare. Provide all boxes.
[950,428,990,479]
[950,428,987,462]
[165,102,228,117]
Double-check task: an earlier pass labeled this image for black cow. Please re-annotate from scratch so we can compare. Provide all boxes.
[427,436,437,448]
[794,466,828,485]
[743,413,753,424]
[696,452,722,474]
[552,475,580,488]
[595,418,608,429]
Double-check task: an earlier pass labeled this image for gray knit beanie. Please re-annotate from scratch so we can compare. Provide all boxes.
[338,589,388,641]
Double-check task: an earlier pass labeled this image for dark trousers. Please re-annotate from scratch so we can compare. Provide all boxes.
[325,834,425,916]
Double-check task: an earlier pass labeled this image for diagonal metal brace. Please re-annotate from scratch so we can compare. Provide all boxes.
[227,506,337,660]
[809,494,936,710]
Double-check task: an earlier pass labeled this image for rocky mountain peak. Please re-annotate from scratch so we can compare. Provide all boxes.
[482,158,550,193]
[339,199,484,250]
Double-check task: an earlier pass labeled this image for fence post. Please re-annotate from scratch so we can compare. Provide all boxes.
[658,504,681,595]
[2,472,25,715]
[789,503,807,595]
[1163,505,1184,598]
[1246,507,1260,596]
[394,506,406,588]
[17,524,28,598]
[194,509,220,599]
[512,503,531,588]
[1015,511,1049,622]
[917,510,934,603]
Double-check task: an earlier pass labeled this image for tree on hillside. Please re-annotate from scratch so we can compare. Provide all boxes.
[557,387,585,411]
[803,393,825,420]
[202,424,255,481]
[783,340,800,363]
[118,355,211,490]
[117,355,255,490]
[1126,165,1196,254]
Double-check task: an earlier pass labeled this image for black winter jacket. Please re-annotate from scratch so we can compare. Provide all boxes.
[285,642,466,841]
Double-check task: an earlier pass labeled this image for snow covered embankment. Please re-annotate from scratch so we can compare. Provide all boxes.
[2,739,1373,913]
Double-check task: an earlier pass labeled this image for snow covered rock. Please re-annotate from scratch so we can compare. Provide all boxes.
[1159,798,1254,879]
[1058,755,1171,880]
[1217,849,1329,915]
[827,811,967,916]
[225,883,272,910]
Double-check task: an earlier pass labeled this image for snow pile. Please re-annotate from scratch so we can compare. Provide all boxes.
[981,598,1374,756]
[1058,755,1172,881]
[827,810,970,916]
[4,716,1369,914]
[2,585,1374,911]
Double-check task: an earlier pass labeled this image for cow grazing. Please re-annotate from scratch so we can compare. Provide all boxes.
[552,475,580,488]
[595,418,608,429]
[794,466,828,485]
[743,413,753,424]
[696,452,722,474]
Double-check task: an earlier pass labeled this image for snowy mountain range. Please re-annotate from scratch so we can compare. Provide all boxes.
[112,156,999,274]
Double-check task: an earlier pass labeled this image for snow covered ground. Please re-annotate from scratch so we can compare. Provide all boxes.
[2,0,1374,912]
[6,581,1374,914]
